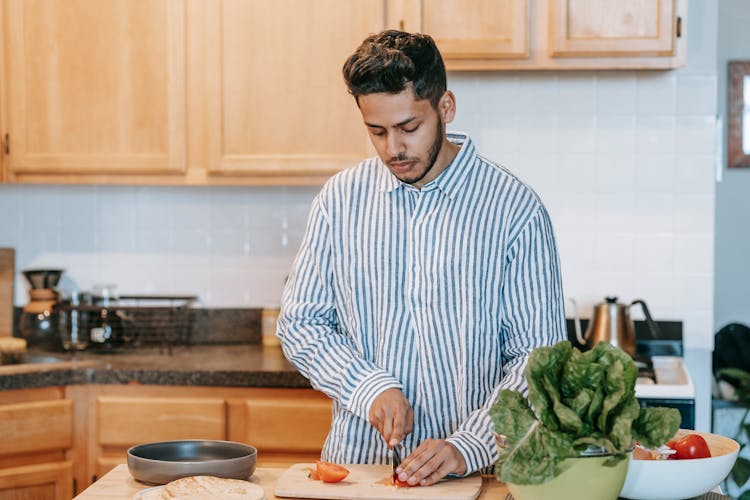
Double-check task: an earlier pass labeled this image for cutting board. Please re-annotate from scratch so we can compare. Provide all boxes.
[0,249,14,336]
[274,464,482,500]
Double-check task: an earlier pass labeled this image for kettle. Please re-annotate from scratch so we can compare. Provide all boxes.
[569,296,661,357]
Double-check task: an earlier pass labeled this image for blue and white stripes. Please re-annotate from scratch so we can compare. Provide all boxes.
[278,132,566,474]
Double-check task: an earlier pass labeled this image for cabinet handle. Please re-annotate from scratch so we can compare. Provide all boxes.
[3,133,8,155]
[676,16,682,38]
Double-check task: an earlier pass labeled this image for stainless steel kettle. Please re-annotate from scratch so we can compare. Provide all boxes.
[569,296,661,357]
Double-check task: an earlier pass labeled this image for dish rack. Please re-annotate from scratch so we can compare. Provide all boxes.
[56,295,198,353]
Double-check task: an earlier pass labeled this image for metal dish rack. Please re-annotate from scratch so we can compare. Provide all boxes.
[56,295,198,354]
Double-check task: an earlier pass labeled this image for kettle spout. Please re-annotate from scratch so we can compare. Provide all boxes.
[567,298,585,346]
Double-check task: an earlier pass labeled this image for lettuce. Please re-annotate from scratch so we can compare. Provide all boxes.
[491,340,681,485]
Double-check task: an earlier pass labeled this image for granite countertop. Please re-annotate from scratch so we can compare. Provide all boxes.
[0,344,311,391]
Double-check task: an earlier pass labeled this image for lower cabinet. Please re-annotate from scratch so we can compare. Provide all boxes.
[74,385,332,491]
[0,384,332,496]
[0,388,74,500]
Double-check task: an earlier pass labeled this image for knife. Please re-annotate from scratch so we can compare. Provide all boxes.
[391,444,402,484]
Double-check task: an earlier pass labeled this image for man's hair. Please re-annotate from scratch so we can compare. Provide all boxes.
[342,30,447,108]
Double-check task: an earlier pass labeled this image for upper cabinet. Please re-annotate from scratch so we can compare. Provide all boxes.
[406,0,530,60]
[0,0,687,185]
[400,0,686,70]
[191,0,383,180]
[2,0,186,182]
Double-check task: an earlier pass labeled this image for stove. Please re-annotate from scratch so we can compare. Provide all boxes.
[634,355,695,428]
[634,355,695,399]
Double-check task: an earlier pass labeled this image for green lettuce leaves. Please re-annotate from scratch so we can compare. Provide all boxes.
[490,340,681,485]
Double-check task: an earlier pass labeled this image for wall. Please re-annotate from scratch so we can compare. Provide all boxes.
[0,0,718,427]
[715,0,750,331]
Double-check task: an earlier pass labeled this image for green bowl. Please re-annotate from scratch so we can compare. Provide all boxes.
[507,451,631,500]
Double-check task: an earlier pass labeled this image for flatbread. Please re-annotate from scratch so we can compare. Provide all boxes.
[156,476,264,499]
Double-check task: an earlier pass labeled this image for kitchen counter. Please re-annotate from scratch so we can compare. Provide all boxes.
[75,464,509,499]
[0,344,310,390]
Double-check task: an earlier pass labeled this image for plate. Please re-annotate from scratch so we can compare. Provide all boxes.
[133,485,165,500]
[133,481,266,499]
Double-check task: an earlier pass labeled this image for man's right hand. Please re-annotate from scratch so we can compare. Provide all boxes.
[369,388,414,447]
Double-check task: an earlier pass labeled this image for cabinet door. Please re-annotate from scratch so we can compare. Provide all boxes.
[549,0,678,57]
[0,461,73,500]
[97,396,225,446]
[197,0,384,179]
[0,400,73,456]
[227,389,331,467]
[408,0,529,60]
[2,0,186,178]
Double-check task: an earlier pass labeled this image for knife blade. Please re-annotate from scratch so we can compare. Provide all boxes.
[391,444,402,484]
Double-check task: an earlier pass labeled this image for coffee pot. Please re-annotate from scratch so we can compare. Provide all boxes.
[19,269,65,350]
[568,296,661,357]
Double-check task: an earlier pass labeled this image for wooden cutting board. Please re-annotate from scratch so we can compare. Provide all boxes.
[274,464,482,500]
[0,249,14,336]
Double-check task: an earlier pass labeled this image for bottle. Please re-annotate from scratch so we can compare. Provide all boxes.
[89,285,120,352]
[261,304,281,348]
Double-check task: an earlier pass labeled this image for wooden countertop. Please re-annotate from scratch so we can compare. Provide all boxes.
[74,464,510,499]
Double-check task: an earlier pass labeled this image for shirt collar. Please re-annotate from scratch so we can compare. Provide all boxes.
[376,132,476,200]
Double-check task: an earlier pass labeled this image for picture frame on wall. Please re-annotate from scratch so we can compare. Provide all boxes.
[728,60,750,168]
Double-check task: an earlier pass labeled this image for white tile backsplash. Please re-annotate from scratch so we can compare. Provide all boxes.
[635,116,676,154]
[596,115,637,153]
[636,73,677,115]
[677,76,719,115]
[596,73,637,114]
[557,73,597,114]
[0,64,718,353]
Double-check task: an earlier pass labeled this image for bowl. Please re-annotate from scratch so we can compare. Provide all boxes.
[127,440,257,485]
[506,450,631,500]
[620,429,739,500]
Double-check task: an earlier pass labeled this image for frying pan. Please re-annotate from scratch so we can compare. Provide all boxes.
[127,440,257,485]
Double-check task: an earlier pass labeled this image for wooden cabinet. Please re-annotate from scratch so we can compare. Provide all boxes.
[399,0,686,70]
[227,389,332,468]
[0,388,73,500]
[78,385,331,489]
[1,0,386,185]
[397,0,530,60]
[0,0,688,185]
[1,0,186,182]
[192,0,382,180]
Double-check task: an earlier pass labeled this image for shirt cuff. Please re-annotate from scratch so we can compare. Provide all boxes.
[446,429,497,476]
[346,369,402,421]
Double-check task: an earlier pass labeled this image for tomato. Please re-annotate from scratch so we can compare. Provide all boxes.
[393,477,419,487]
[666,434,711,460]
[306,467,320,480]
[392,469,420,488]
[316,461,350,483]
[633,445,659,460]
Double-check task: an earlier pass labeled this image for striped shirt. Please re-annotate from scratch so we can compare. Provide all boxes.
[278,132,566,474]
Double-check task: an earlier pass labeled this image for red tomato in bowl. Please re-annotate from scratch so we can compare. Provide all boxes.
[667,434,711,460]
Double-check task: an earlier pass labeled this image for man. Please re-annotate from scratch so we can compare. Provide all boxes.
[277,30,565,486]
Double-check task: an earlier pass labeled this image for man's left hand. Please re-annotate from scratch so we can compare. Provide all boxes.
[394,439,467,486]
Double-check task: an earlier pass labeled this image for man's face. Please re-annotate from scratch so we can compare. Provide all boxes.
[357,87,454,188]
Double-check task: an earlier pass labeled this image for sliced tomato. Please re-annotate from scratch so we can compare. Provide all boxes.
[392,470,419,487]
[306,467,320,480]
[667,434,711,460]
[393,477,418,487]
[316,461,350,483]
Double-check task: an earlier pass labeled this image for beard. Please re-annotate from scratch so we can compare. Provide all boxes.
[388,116,444,186]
